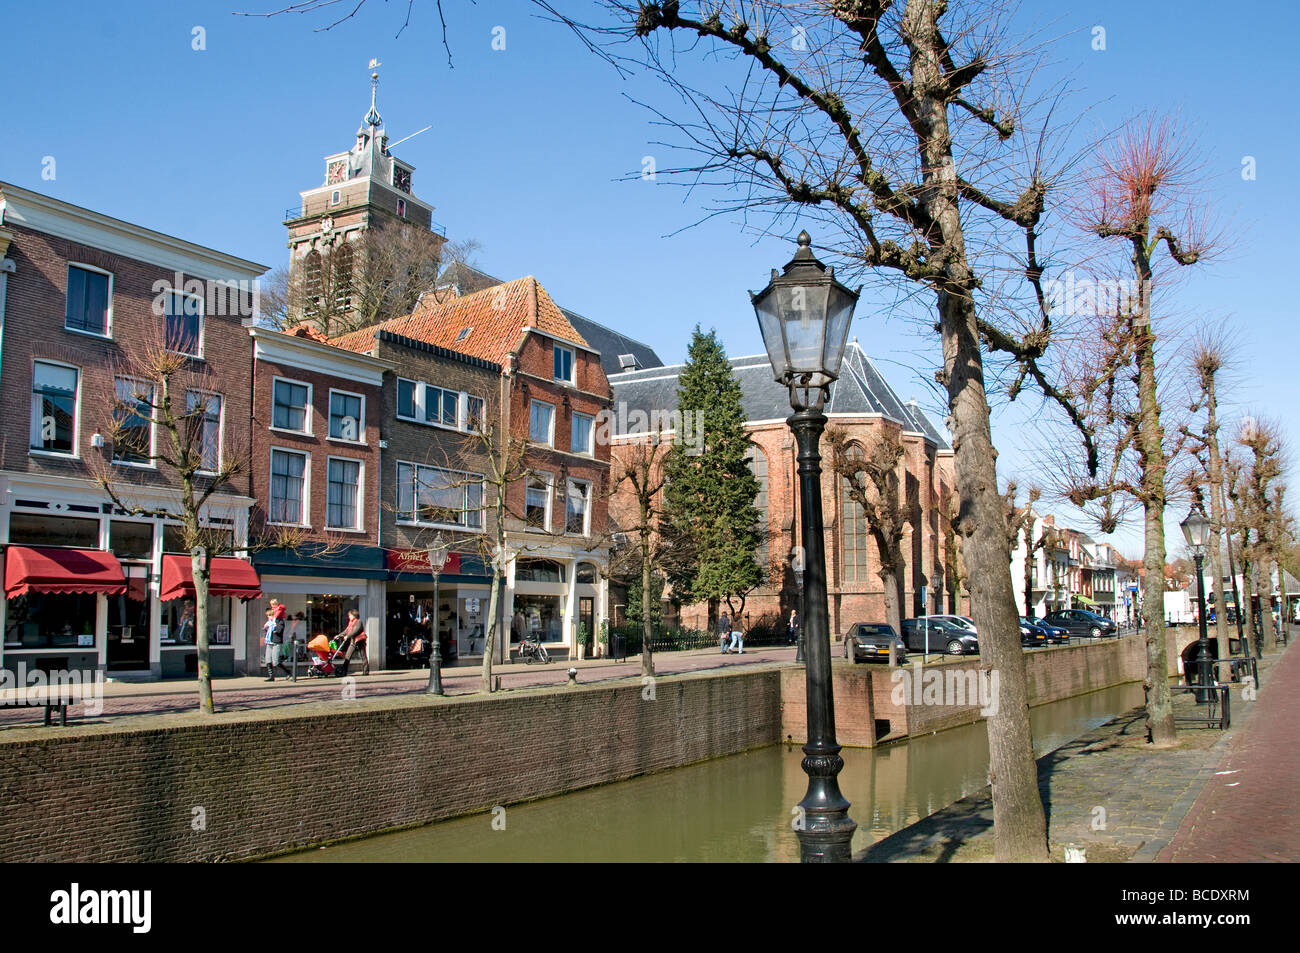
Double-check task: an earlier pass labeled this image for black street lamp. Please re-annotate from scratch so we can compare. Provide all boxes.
[752,230,859,862]
[1180,506,1214,703]
[426,532,449,695]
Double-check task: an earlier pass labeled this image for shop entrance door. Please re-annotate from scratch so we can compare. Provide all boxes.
[579,596,595,650]
[107,565,151,671]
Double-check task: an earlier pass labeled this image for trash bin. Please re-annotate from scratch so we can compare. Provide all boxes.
[611,633,626,662]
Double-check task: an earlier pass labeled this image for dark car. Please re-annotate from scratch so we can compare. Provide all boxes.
[901,617,980,656]
[844,623,907,663]
[1043,609,1118,639]
[1018,620,1049,648]
[1022,617,1069,645]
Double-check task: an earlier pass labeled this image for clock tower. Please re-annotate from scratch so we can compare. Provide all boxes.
[284,69,444,330]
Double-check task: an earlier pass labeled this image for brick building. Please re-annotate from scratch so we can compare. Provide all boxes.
[609,343,957,644]
[333,275,613,658]
[245,324,391,673]
[0,182,267,678]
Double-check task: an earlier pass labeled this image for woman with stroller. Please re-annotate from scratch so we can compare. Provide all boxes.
[337,608,370,676]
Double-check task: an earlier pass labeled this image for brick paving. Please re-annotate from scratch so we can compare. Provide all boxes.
[860,649,1285,863]
[0,644,797,726]
[1158,640,1300,862]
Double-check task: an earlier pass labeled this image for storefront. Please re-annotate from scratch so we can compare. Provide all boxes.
[503,552,607,658]
[250,546,387,676]
[385,548,495,667]
[0,474,254,679]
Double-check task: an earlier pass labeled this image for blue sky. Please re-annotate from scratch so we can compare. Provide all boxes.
[3,0,1297,557]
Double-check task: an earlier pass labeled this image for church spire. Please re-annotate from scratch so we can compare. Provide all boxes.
[364,66,382,130]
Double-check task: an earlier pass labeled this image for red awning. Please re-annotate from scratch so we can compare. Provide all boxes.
[4,546,128,598]
[159,554,262,602]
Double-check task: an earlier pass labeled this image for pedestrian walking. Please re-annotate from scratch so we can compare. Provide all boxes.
[728,620,744,655]
[338,608,370,676]
[718,612,731,654]
[261,608,282,681]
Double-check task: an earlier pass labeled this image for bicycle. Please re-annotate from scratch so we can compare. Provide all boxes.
[518,635,551,664]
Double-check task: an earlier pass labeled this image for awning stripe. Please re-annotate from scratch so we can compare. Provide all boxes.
[159,554,262,602]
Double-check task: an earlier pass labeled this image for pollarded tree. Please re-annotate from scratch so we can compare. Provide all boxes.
[828,427,908,635]
[662,327,763,627]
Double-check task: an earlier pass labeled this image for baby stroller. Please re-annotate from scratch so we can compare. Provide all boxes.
[306,633,352,677]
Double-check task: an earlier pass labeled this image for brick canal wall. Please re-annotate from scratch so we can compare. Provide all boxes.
[782,630,1196,747]
[0,668,781,862]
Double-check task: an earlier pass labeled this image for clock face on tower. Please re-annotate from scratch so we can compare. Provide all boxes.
[393,166,412,193]
[326,159,347,185]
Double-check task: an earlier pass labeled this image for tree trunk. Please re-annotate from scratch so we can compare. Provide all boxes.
[1279,563,1290,645]
[482,569,501,693]
[193,549,214,715]
[1022,533,1036,618]
[1259,560,1276,653]
[1204,375,1232,660]
[1135,321,1176,747]
[641,533,656,678]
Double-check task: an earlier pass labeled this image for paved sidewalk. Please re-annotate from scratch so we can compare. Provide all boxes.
[0,644,797,727]
[1158,640,1300,862]
[860,652,1282,863]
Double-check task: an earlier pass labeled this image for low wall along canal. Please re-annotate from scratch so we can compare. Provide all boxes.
[0,632,1192,862]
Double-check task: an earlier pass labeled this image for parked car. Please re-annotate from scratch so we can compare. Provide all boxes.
[1018,620,1048,648]
[925,614,978,633]
[1022,617,1069,645]
[1042,609,1118,639]
[901,617,980,656]
[844,623,907,663]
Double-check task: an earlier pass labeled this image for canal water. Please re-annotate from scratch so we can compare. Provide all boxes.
[275,681,1144,863]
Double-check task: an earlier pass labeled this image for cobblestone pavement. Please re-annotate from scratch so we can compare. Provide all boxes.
[1159,640,1300,862]
[0,644,799,726]
[860,652,1281,863]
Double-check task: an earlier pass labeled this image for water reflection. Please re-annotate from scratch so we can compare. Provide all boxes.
[274,682,1143,863]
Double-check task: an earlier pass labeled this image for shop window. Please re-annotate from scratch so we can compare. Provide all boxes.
[30,361,79,455]
[110,520,154,559]
[4,592,97,649]
[8,513,99,549]
[515,559,565,583]
[514,593,565,643]
[162,593,231,646]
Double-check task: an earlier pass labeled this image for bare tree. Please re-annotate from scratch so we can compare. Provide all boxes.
[828,427,908,635]
[91,326,318,714]
[1232,417,1287,655]
[1053,116,1212,747]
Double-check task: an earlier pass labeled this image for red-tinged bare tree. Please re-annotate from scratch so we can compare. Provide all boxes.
[1179,332,1238,660]
[91,326,322,714]
[1050,116,1214,747]
[1232,417,1287,655]
[828,427,908,635]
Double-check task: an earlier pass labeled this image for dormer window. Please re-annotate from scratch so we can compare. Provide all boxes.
[455,327,472,344]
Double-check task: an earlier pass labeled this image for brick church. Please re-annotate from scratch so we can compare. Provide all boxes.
[607,344,961,644]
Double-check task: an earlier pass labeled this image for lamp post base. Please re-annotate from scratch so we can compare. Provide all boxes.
[795,749,857,862]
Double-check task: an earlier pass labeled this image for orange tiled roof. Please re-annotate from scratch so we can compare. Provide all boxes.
[330,275,587,365]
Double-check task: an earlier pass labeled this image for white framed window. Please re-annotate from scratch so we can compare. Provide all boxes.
[65,263,112,338]
[186,390,222,472]
[330,189,341,205]
[525,471,553,531]
[162,289,204,357]
[113,377,155,466]
[328,388,365,443]
[464,394,485,433]
[30,360,79,456]
[565,480,591,536]
[425,384,459,429]
[529,399,554,446]
[326,456,363,530]
[571,412,594,455]
[269,448,310,525]
[553,344,575,384]
[272,377,312,434]
[396,377,419,421]
[396,461,484,530]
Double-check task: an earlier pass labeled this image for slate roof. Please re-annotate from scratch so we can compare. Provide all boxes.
[609,340,951,448]
[331,275,586,365]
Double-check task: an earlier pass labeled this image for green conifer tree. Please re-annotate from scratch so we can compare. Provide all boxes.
[663,327,763,621]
